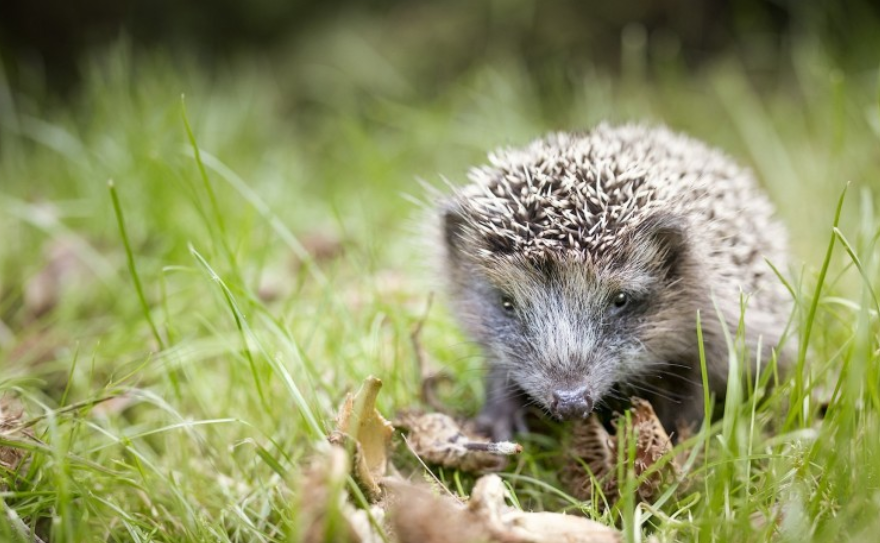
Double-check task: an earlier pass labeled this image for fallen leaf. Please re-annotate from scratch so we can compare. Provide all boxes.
[300,444,386,543]
[561,398,678,507]
[0,397,35,484]
[628,399,677,501]
[397,411,521,473]
[329,376,395,501]
[474,475,621,543]
[386,478,493,543]
[388,474,620,543]
[560,413,616,503]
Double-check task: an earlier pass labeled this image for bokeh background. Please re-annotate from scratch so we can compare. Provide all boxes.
[2,0,879,260]
[3,0,880,91]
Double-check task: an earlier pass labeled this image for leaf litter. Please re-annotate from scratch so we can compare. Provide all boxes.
[328,376,396,502]
[560,398,681,507]
[298,443,386,543]
[1,397,35,486]
[307,374,640,542]
[396,411,521,473]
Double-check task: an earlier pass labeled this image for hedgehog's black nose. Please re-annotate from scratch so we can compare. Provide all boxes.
[550,387,593,420]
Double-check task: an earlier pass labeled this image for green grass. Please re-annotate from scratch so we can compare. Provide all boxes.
[1,30,880,542]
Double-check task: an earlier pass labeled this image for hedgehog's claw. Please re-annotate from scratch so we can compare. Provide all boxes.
[475,394,528,442]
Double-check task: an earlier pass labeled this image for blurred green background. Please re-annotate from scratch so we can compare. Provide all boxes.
[3,0,880,91]
[2,0,879,257]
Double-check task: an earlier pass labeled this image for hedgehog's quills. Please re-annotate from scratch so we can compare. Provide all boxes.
[436,123,791,441]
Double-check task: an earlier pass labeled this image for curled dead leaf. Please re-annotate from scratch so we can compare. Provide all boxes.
[397,411,521,473]
[388,474,620,543]
[560,414,616,503]
[0,397,35,485]
[561,398,678,507]
[628,399,678,501]
[329,376,395,502]
[386,478,492,543]
[472,475,622,543]
[299,444,386,543]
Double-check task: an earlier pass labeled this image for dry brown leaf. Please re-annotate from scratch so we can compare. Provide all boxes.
[561,398,678,507]
[471,475,621,543]
[329,376,394,501]
[628,399,677,502]
[0,397,35,483]
[388,474,620,543]
[560,414,616,503]
[300,444,386,543]
[672,419,697,476]
[386,478,494,543]
[397,411,521,473]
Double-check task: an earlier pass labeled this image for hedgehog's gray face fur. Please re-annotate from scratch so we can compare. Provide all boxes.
[443,206,694,418]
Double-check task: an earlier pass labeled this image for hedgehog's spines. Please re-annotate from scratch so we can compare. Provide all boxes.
[445,123,788,304]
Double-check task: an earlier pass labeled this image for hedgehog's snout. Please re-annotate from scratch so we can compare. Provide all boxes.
[549,386,594,420]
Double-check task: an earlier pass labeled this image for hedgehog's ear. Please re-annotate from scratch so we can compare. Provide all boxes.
[442,205,468,261]
[636,213,688,277]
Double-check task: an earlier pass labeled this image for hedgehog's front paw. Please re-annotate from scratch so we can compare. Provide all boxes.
[475,398,528,442]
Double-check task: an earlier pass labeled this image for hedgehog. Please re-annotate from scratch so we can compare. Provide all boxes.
[438,123,791,441]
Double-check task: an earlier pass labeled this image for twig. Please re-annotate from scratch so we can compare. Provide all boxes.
[410,293,455,414]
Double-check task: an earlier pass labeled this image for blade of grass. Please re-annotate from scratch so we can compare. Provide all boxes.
[189,245,268,411]
[108,180,164,350]
[189,245,323,438]
[785,183,848,429]
[180,96,238,275]
[832,227,880,317]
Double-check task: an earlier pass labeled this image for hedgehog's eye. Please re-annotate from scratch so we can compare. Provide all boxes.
[611,291,629,310]
[500,295,516,313]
